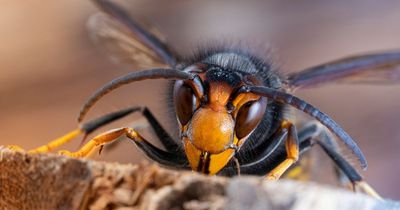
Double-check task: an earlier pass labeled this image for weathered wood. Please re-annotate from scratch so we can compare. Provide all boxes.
[0,147,399,210]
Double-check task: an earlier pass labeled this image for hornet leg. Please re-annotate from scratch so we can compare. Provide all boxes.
[6,107,139,154]
[59,127,189,169]
[6,107,183,155]
[297,122,381,199]
[266,120,299,180]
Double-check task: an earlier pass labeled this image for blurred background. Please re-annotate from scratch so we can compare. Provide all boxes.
[1,0,399,199]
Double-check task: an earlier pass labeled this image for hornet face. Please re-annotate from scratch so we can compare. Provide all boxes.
[173,64,267,175]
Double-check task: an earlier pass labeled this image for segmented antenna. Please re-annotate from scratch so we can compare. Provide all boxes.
[244,86,368,170]
[78,68,193,122]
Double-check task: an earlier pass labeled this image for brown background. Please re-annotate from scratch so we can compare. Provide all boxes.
[0,0,399,199]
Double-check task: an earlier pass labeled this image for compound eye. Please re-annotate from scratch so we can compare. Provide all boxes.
[173,80,199,125]
[235,97,267,139]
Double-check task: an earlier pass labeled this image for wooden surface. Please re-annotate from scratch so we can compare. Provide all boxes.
[0,147,399,210]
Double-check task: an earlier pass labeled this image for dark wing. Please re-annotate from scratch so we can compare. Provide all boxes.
[89,0,177,68]
[287,51,400,89]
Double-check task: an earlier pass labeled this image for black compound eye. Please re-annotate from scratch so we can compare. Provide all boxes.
[234,97,267,139]
[173,80,198,125]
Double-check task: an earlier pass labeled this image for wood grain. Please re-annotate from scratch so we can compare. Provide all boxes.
[0,147,398,210]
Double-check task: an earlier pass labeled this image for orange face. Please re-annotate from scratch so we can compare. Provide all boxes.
[173,65,267,175]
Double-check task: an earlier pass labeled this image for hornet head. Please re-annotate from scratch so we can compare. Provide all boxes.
[173,63,267,174]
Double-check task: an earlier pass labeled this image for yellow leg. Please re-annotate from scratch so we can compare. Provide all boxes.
[5,129,83,154]
[266,120,299,180]
[58,127,139,158]
[5,145,25,152]
[355,181,382,199]
[283,145,314,181]
[29,129,83,154]
[267,159,296,180]
[5,107,139,154]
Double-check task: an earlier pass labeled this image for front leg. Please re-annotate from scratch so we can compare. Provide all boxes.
[266,120,299,180]
[6,107,139,154]
[59,127,189,169]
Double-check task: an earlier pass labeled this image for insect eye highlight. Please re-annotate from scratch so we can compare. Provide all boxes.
[173,80,199,125]
[234,97,267,139]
